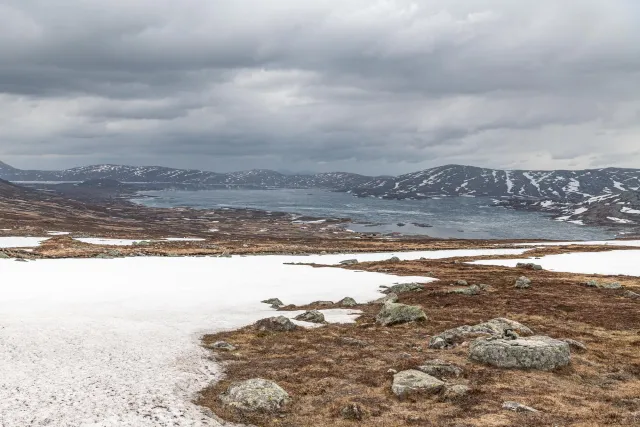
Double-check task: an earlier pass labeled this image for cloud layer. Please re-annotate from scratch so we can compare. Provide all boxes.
[1,0,639,173]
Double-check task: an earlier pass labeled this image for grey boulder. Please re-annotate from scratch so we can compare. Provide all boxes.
[469,335,570,370]
[382,283,425,294]
[391,370,444,398]
[516,262,543,271]
[376,302,427,326]
[254,316,298,332]
[219,378,290,413]
[448,285,481,296]
[417,359,463,378]
[294,310,325,324]
[515,276,532,289]
[373,293,399,304]
[429,318,533,349]
[339,259,359,265]
[338,297,357,307]
[261,298,284,307]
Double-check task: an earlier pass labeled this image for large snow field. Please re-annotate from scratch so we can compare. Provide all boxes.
[0,255,436,427]
[0,236,49,248]
[472,250,640,276]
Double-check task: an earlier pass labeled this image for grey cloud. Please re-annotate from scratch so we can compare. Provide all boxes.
[0,0,639,173]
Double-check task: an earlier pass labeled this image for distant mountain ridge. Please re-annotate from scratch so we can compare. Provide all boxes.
[1,161,639,202]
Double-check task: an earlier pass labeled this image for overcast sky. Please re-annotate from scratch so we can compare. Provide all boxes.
[1,1,639,174]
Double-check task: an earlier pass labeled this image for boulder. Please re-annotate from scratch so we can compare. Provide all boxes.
[254,316,298,332]
[502,401,539,413]
[624,290,640,299]
[387,256,401,263]
[376,302,427,326]
[516,262,543,271]
[469,336,570,370]
[219,378,290,413]
[429,318,533,349]
[373,293,399,304]
[601,282,622,290]
[443,384,471,400]
[261,298,284,307]
[515,276,532,289]
[338,297,357,307]
[448,285,481,296]
[208,341,237,351]
[294,310,325,324]
[339,259,359,265]
[392,370,444,398]
[417,360,463,378]
[382,283,425,294]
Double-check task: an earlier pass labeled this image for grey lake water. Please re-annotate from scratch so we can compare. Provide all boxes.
[133,189,617,240]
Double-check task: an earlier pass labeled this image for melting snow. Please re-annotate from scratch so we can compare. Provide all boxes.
[75,238,148,246]
[0,237,49,248]
[621,207,640,214]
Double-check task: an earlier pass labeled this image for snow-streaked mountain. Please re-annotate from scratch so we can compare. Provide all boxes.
[2,161,640,202]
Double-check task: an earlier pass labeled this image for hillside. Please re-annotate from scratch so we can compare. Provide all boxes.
[2,161,640,203]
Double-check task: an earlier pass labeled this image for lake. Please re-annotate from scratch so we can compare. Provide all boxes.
[132,189,616,240]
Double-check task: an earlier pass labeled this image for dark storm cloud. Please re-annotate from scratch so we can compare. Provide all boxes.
[0,0,639,173]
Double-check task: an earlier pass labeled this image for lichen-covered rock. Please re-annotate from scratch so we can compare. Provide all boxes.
[469,336,570,370]
[624,290,640,299]
[454,280,468,286]
[448,285,481,296]
[261,298,284,307]
[294,310,325,324]
[443,384,471,400]
[254,316,298,332]
[374,293,399,304]
[515,276,532,289]
[376,302,427,326]
[310,300,333,306]
[339,259,359,265]
[601,282,622,290]
[392,370,444,398]
[381,283,425,294]
[338,337,368,347]
[219,378,290,413]
[417,360,463,378]
[429,318,533,349]
[338,297,357,307]
[502,401,539,413]
[207,341,237,351]
[562,338,587,351]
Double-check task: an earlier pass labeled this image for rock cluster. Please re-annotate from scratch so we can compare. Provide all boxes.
[516,262,543,270]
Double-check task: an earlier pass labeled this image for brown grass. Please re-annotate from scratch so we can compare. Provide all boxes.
[198,257,640,426]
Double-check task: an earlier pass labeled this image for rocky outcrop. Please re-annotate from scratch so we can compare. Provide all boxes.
[254,316,298,332]
[442,384,471,400]
[429,318,533,349]
[261,298,284,307]
[376,302,427,326]
[219,378,290,413]
[469,336,570,370]
[294,310,325,324]
[391,370,444,398]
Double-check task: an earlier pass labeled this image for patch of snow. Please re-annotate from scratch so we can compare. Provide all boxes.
[0,237,49,248]
[471,250,640,276]
[573,207,588,215]
[621,207,640,214]
[0,255,433,426]
[613,180,626,191]
[47,231,71,236]
[513,240,640,247]
[607,217,635,224]
[208,229,219,233]
[75,238,148,246]
[163,238,207,242]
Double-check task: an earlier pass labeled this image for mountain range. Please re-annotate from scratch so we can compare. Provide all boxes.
[1,161,639,203]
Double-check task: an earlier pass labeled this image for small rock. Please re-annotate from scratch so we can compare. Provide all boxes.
[515,276,532,289]
[14,258,28,262]
[392,370,444,398]
[382,283,425,294]
[387,256,401,263]
[586,280,600,288]
[624,290,640,299]
[443,384,471,400]
[208,341,237,351]
[254,316,298,332]
[340,259,359,265]
[448,285,481,296]
[338,297,357,307]
[295,310,325,324]
[469,335,570,370]
[376,302,427,326]
[454,280,468,286]
[601,282,622,290]
[373,293,399,304]
[387,368,398,375]
[562,338,587,351]
[219,378,290,413]
[261,298,284,307]
[341,403,364,421]
[417,359,463,378]
[502,401,539,413]
[516,262,543,271]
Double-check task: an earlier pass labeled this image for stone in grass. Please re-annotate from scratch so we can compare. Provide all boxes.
[208,341,237,351]
[502,401,539,413]
[469,335,570,370]
[254,316,298,332]
[338,297,357,307]
[562,338,587,351]
[294,310,325,324]
[219,378,290,413]
[515,276,532,289]
[382,282,425,294]
[261,298,284,307]
[600,282,622,290]
[624,290,640,299]
[376,302,427,326]
[442,384,471,400]
[454,280,468,286]
[448,285,481,296]
[340,403,364,420]
[417,359,463,378]
[392,370,444,399]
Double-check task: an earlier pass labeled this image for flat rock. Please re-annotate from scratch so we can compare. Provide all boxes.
[469,336,570,370]
[443,384,471,400]
[376,302,427,326]
[310,300,333,306]
[448,285,481,296]
[382,283,425,294]
[417,359,463,378]
[624,290,640,299]
[339,259,359,265]
[429,318,533,349]
[294,310,325,323]
[392,370,444,398]
[502,401,539,413]
[515,276,532,289]
[219,378,290,413]
[453,280,468,286]
[254,316,298,332]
